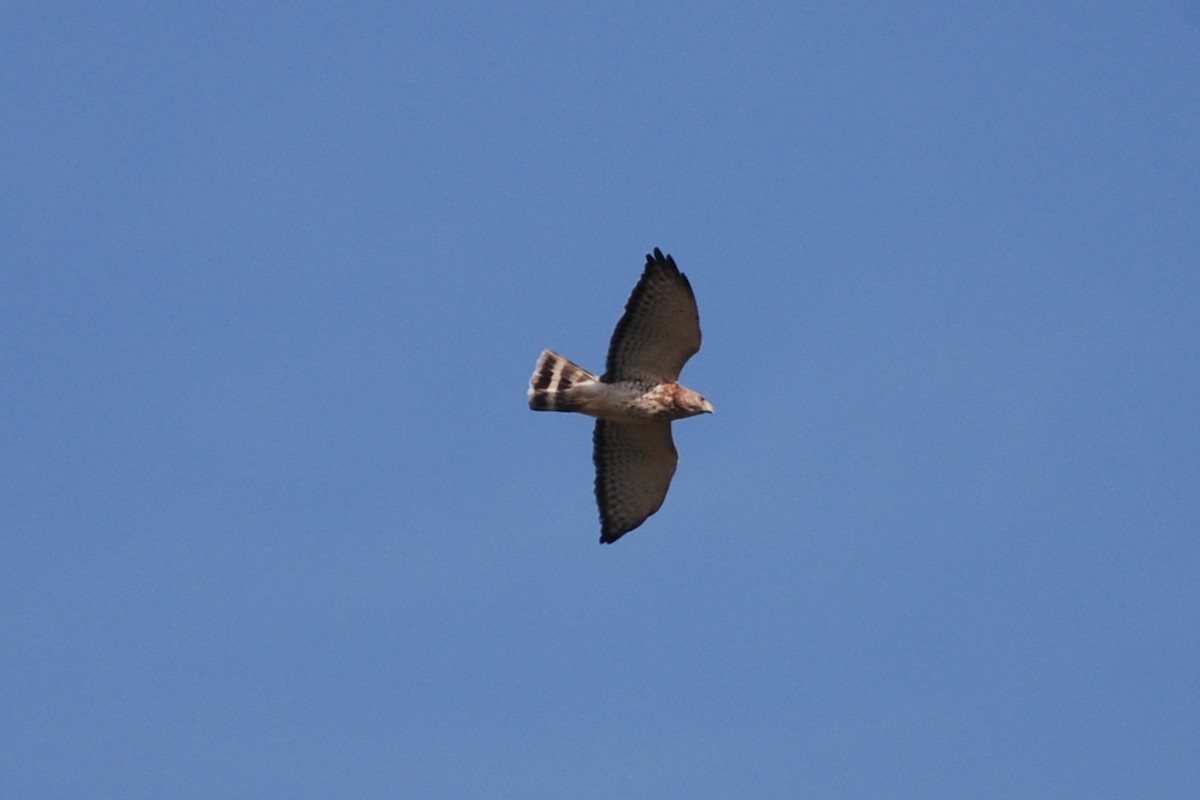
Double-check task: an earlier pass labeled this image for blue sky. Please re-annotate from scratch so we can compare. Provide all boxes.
[4,2,1199,797]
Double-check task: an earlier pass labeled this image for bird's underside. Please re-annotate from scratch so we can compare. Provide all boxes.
[527,247,712,543]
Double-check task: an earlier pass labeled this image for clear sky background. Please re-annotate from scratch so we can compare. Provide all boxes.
[4,2,1199,798]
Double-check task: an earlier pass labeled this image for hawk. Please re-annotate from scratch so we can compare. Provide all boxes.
[528,247,713,543]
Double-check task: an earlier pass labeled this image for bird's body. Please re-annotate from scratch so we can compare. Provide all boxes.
[527,248,712,543]
[530,352,709,422]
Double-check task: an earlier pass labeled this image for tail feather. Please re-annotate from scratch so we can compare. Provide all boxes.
[528,350,598,412]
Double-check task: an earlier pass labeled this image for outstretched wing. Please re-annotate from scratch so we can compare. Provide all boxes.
[603,248,701,383]
[593,420,678,543]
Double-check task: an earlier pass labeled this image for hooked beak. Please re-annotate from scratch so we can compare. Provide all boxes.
[701,399,715,414]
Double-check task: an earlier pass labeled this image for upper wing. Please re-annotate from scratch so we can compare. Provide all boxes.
[593,419,679,543]
[603,248,701,383]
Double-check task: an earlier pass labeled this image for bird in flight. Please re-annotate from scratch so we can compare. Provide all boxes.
[528,247,713,543]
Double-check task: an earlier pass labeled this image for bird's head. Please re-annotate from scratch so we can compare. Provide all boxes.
[673,386,714,418]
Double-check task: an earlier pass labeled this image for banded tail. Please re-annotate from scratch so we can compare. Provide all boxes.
[528,350,599,412]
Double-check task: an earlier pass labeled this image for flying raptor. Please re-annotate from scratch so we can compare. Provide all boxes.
[528,247,713,543]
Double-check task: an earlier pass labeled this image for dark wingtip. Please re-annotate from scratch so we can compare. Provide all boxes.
[598,509,622,543]
[598,518,636,544]
[596,497,627,543]
[648,246,681,273]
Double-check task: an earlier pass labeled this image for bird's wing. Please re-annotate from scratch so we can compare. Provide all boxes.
[603,248,701,383]
[593,419,678,543]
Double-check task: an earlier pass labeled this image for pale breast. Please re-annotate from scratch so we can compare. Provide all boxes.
[573,381,678,422]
